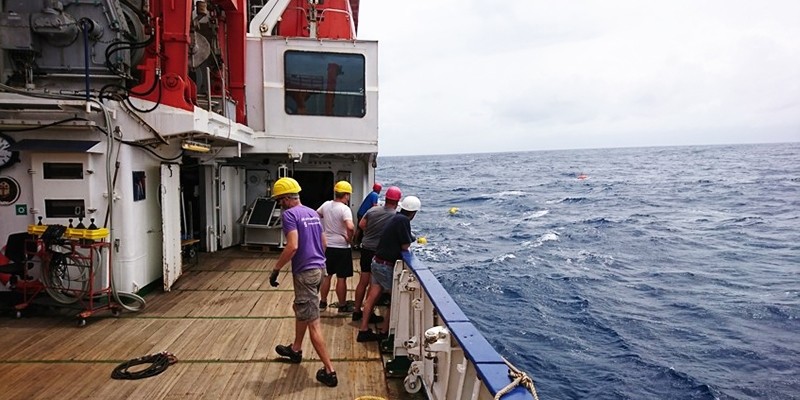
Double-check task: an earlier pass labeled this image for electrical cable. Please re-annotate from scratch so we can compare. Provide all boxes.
[0,53,188,313]
[104,39,153,79]
[125,80,162,113]
[0,114,178,161]
[0,82,87,101]
[0,116,95,132]
[38,227,87,305]
[120,140,184,161]
[111,352,177,380]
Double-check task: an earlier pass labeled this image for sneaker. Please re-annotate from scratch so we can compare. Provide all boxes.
[275,344,302,363]
[319,300,327,310]
[316,368,338,387]
[377,293,391,306]
[357,329,386,342]
[352,311,384,323]
[379,337,393,354]
[338,303,354,313]
[368,313,384,323]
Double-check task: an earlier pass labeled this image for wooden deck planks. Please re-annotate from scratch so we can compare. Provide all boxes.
[0,248,392,399]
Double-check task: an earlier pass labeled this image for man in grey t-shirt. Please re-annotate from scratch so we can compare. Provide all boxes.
[352,186,402,322]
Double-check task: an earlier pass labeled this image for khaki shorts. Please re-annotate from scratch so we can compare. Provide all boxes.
[293,268,323,322]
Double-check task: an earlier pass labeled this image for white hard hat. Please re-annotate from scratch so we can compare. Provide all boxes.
[399,196,421,212]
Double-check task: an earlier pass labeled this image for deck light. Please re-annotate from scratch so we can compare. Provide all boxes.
[181,140,211,153]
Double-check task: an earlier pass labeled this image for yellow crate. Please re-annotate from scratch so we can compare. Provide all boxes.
[27,225,109,240]
[65,227,110,240]
[27,225,48,236]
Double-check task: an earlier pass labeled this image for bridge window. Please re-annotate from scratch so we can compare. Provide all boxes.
[284,51,365,117]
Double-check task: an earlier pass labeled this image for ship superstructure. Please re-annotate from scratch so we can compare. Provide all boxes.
[0,0,376,292]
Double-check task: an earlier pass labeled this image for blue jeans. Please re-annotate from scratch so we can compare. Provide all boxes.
[370,262,393,291]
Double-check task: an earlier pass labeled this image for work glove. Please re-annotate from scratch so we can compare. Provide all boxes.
[269,270,280,287]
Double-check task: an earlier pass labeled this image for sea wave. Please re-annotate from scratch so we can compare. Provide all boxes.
[379,143,800,399]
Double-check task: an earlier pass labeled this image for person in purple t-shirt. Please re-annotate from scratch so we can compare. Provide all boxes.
[268,177,337,387]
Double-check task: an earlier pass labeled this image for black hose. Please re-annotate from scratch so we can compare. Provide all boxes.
[111,352,178,380]
[121,141,184,161]
[103,160,121,228]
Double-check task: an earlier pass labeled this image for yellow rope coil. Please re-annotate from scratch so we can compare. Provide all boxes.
[493,357,540,400]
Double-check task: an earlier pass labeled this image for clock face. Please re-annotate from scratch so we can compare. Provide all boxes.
[0,133,19,169]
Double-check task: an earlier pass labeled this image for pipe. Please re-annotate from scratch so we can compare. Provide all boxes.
[95,100,146,312]
[81,19,91,103]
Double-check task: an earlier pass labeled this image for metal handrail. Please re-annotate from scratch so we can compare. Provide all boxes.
[386,250,537,399]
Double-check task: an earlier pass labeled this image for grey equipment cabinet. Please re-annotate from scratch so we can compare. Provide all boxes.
[240,198,285,247]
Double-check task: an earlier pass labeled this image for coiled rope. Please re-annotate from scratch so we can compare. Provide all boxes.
[493,357,540,400]
[111,352,178,380]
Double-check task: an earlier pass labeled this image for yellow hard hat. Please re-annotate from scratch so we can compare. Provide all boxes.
[334,180,352,194]
[272,177,301,198]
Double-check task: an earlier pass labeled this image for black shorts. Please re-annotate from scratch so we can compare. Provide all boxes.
[359,248,375,273]
[325,247,354,278]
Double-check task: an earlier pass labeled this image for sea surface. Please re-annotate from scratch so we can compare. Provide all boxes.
[376,142,800,400]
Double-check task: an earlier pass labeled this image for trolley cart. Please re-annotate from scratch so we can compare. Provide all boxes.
[25,225,121,326]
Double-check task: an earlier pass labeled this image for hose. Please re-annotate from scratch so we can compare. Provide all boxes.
[1,79,151,314]
[95,99,146,312]
[111,352,177,380]
[40,247,89,305]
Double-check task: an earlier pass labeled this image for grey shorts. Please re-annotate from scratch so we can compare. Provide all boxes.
[370,262,393,292]
[293,268,323,321]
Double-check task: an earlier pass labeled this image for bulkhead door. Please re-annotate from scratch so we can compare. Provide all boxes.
[161,163,182,291]
[219,166,244,248]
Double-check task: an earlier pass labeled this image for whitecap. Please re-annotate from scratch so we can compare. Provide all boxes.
[492,253,516,263]
[540,232,559,242]
[496,190,526,197]
[523,210,549,220]
[531,232,560,247]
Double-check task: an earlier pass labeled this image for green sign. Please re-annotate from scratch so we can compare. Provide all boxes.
[15,204,27,215]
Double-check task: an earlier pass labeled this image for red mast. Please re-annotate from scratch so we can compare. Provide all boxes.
[131,0,248,124]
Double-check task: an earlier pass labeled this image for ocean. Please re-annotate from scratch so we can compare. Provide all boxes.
[376,142,800,400]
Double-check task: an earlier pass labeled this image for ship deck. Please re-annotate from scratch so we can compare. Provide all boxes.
[0,248,410,399]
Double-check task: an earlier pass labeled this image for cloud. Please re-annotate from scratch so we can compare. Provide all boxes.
[359,1,800,156]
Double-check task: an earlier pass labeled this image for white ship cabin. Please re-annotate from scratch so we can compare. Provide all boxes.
[0,0,378,292]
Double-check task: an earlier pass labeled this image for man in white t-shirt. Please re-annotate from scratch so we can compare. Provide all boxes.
[317,181,355,312]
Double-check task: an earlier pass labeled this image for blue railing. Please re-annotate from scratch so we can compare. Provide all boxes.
[401,250,535,399]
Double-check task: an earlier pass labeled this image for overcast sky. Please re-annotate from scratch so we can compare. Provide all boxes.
[357,1,800,156]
